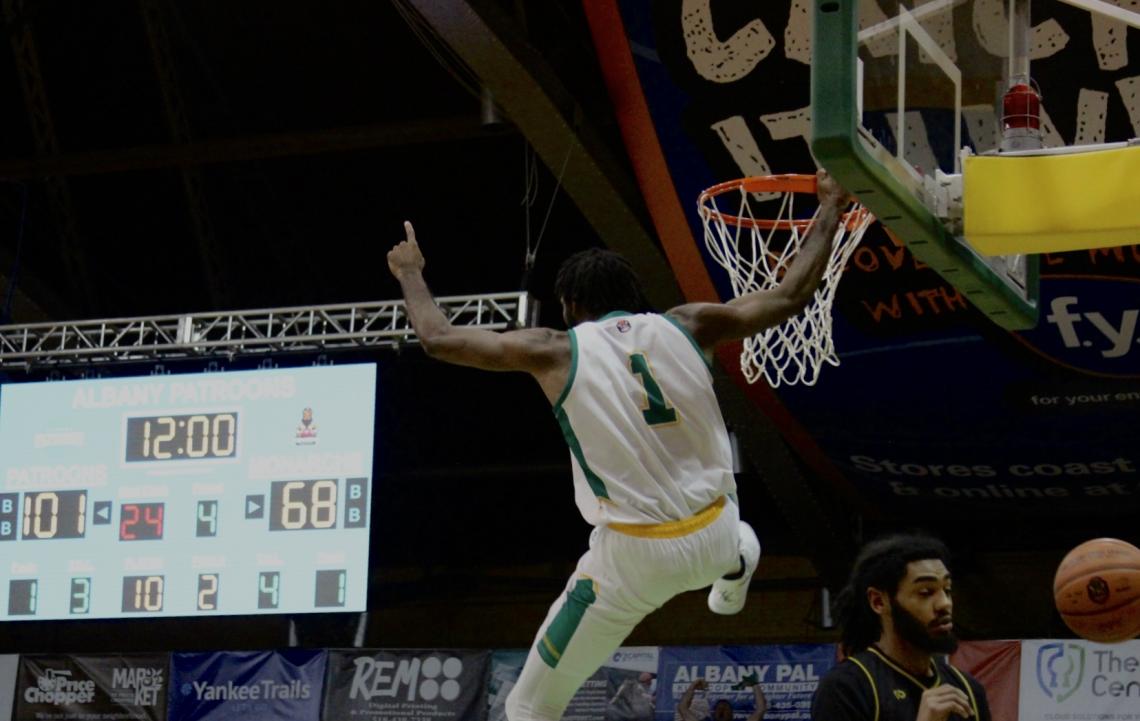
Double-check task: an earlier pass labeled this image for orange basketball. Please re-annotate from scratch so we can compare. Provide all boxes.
[1053,538,1140,643]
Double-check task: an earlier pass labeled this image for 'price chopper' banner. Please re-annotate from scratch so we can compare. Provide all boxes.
[323,649,489,721]
[656,645,835,721]
[14,654,168,721]
[1019,639,1140,721]
[168,650,325,721]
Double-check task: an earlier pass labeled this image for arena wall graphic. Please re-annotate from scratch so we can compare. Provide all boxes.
[583,0,1140,518]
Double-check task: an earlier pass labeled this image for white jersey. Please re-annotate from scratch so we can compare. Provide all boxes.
[553,312,736,526]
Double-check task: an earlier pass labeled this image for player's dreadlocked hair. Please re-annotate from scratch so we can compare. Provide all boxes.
[554,249,653,320]
[833,533,952,657]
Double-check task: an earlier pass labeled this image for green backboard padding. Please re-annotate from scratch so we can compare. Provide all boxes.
[811,0,1038,330]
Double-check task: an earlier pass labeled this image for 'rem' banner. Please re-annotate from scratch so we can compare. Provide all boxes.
[1019,639,1140,721]
[489,647,659,721]
[1,655,18,721]
[655,645,835,721]
[322,649,489,721]
[168,650,326,721]
[14,654,167,721]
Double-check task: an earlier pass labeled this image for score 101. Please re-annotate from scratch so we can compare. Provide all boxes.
[0,492,166,541]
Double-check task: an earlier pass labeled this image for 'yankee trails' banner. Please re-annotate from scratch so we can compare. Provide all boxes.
[322,649,489,721]
[168,650,326,721]
[14,654,167,721]
[655,645,835,721]
[1019,639,1140,721]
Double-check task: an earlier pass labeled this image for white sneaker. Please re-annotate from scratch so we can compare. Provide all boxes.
[708,522,761,615]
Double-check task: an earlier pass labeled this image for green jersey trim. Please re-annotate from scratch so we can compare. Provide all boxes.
[662,313,714,372]
[552,328,609,499]
[599,311,633,320]
[552,328,579,412]
[555,405,610,500]
[536,577,598,668]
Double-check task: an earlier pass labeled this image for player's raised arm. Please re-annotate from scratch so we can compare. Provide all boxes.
[667,169,851,353]
[387,222,570,393]
[677,679,707,721]
[747,684,768,721]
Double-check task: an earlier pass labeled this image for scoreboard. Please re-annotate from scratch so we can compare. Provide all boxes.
[0,363,376,620]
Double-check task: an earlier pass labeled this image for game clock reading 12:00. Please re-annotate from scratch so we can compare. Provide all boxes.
[0,364,377,620]
[124,412,238,462]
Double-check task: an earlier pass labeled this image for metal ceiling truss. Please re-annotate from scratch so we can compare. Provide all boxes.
[0,292,534,367]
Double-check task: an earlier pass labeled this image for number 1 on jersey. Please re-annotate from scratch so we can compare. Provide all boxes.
[629,353,678,426]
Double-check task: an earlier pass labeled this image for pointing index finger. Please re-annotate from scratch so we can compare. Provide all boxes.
[404,220,416,243]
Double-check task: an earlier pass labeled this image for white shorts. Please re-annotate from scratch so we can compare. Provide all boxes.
[505,497,741,721]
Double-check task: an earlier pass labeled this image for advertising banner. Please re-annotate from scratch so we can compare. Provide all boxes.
[1019,639,1140,721]
[489,647,659,721]
[1,655,18,721]
[322,648,489,721]
[655,645,835,721]
[14,654,167,721]
[168,650,326,721]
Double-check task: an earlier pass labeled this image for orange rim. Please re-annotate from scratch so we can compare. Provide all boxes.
[699,174,871,232]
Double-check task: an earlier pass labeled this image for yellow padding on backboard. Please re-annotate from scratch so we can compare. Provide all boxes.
[964,145,1140,255]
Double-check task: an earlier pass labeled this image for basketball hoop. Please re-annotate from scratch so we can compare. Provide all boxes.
[698,174,875,387]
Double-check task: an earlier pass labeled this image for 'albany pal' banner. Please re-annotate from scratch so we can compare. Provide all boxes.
[168,650,326,721]
[322,649,489,721]
[1019,639,1140,721]
[14,654,167,721]
[655,645,835,721]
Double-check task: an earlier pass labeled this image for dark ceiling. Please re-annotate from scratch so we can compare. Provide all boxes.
[0,0,624,322]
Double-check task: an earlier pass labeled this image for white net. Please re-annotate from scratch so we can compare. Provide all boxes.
[699,176,874,387]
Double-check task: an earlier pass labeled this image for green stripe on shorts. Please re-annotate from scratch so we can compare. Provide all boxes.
[537,578,597,668]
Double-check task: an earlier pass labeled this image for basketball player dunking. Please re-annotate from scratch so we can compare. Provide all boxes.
[387,170,849,721]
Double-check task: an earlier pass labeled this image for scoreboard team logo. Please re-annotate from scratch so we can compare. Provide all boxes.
[295,407,319,444]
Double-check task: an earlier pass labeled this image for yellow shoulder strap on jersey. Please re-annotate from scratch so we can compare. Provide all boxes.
[948,665,980,719]
[849,657,880,721]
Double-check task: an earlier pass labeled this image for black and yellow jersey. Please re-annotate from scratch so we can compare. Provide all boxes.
[811,646,991,721]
